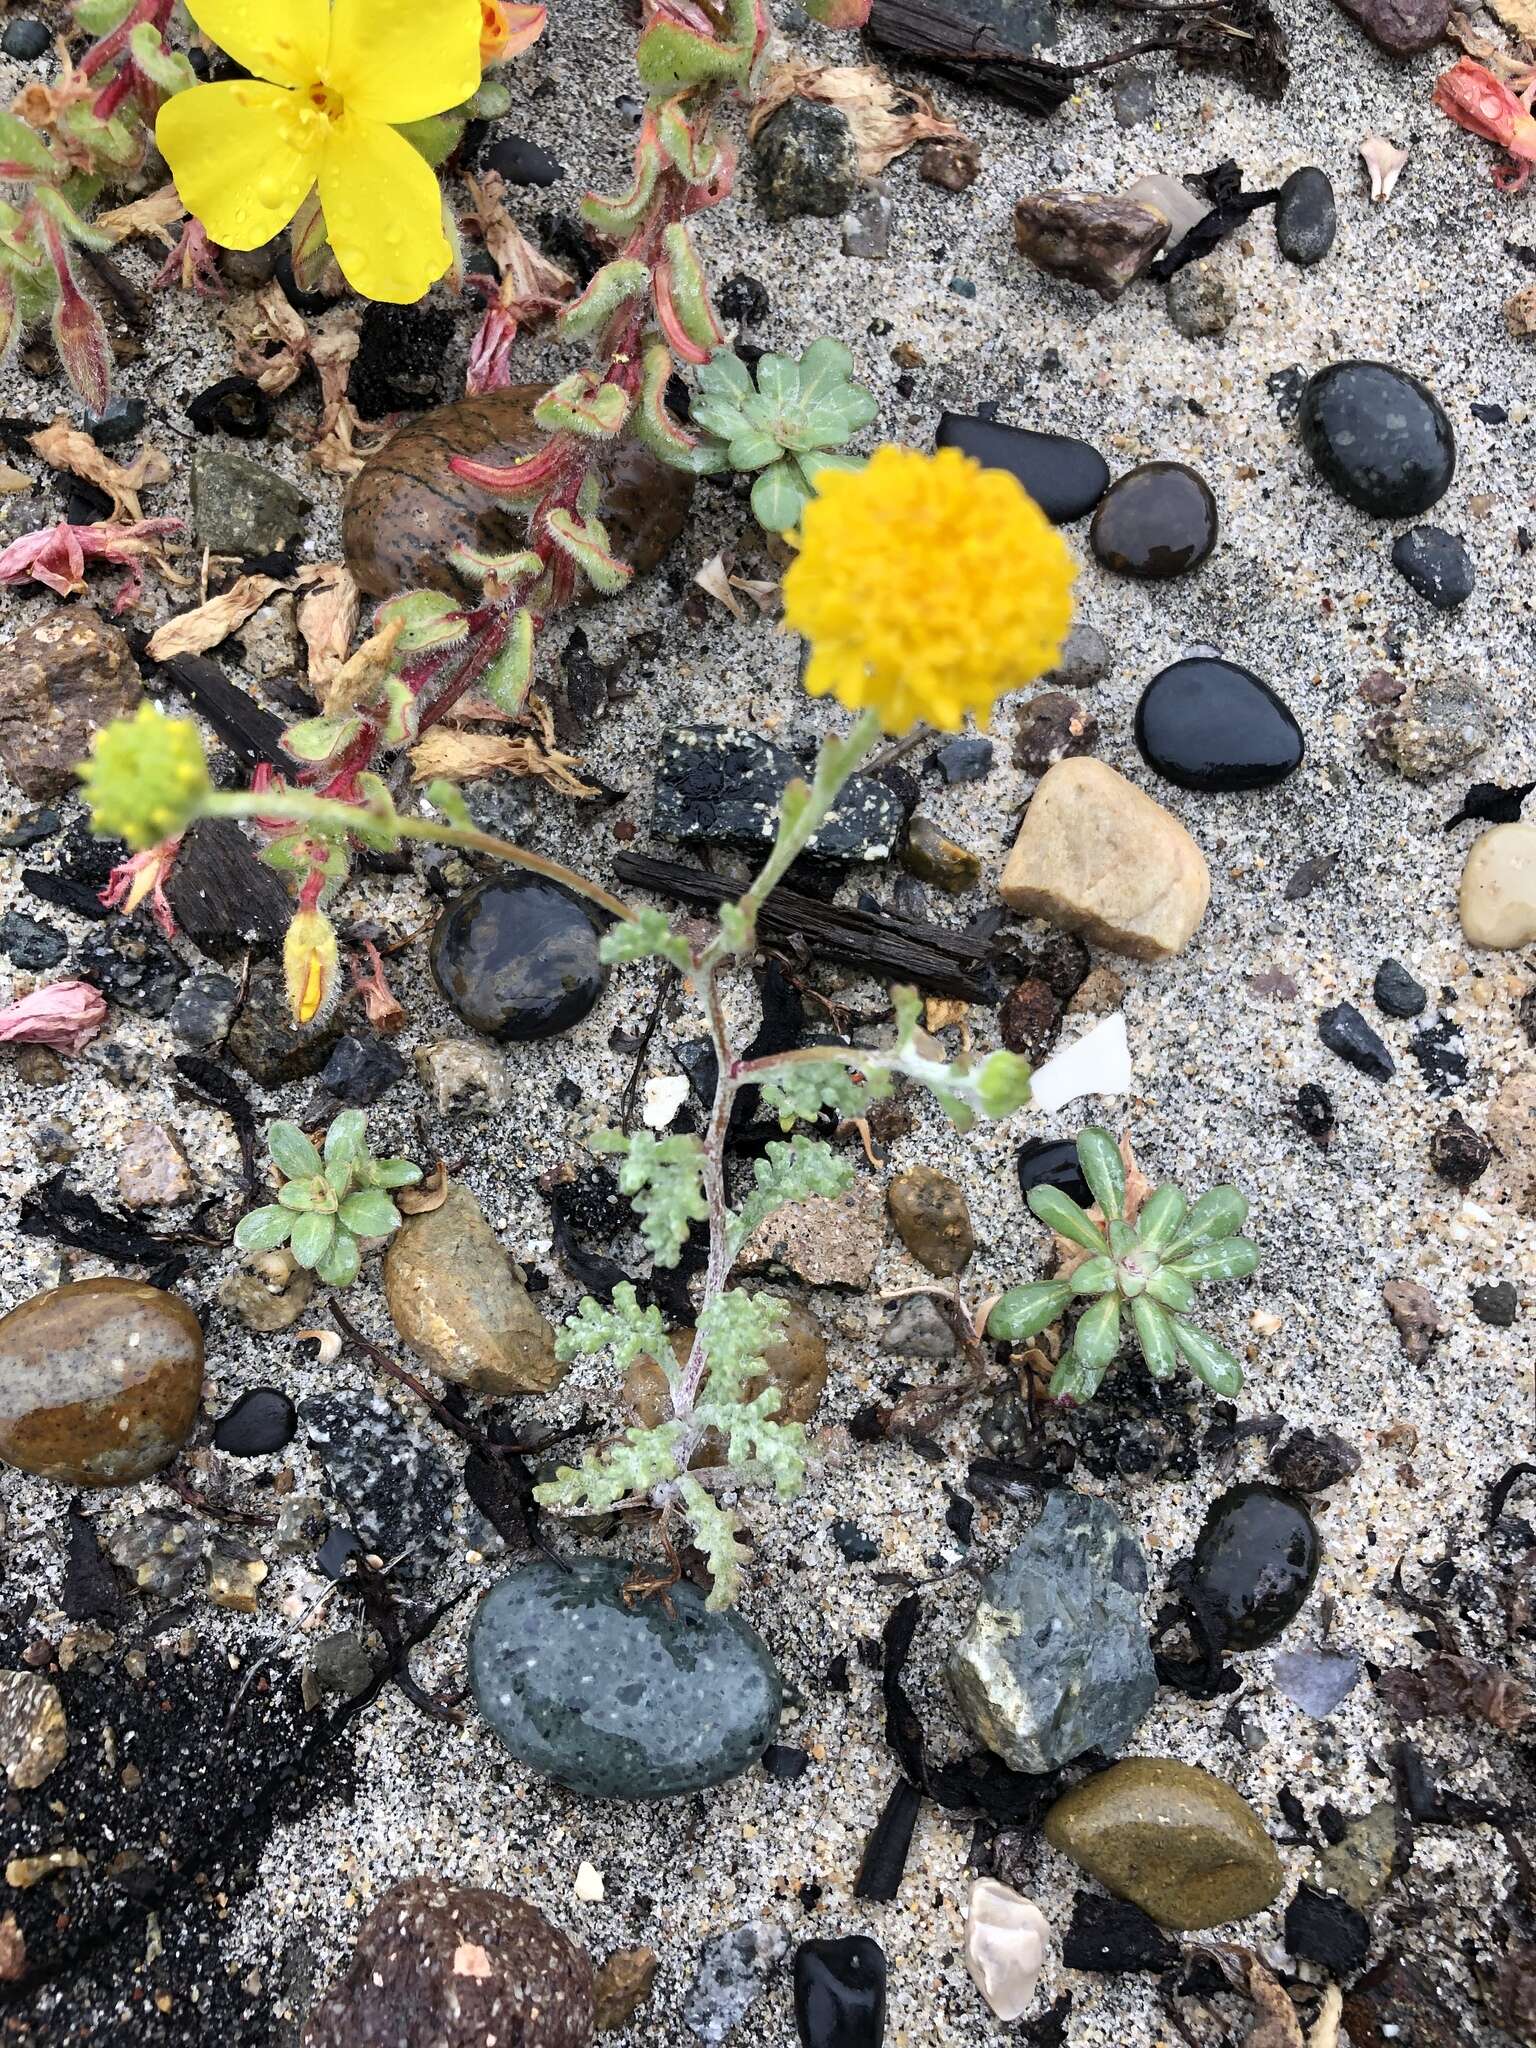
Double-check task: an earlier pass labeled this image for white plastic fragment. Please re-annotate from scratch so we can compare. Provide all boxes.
[965,1877,1050,2021]
[1027,1012,1132,1113]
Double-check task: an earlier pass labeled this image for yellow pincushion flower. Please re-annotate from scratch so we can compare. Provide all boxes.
[156,0,483,304]
[783,445,1077,735]
[78,703,212,851]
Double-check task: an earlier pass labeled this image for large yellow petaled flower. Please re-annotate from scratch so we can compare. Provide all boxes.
[156,0,483,304]
[784,445,1077,736]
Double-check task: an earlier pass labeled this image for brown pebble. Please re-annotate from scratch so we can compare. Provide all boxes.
[116,1121,195,1210]
[920,138,982,191]
[999,978,1062,1060]
[593,1946,659,2032]
[887,1165,975,1276]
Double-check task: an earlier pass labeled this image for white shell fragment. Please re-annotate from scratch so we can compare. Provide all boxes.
[642,1074,691,1130]
[1359,135,1409,203]
[1028,1012,1132,1113]
[965,1878,1050,2021]
[573,1859,605,1902]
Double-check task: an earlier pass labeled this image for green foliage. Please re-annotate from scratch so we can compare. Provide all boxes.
[535,1283,802,1610]
[598,907,695,973]
[592,1128,709,1267]
[727,1136,853,1255]
[233,1111,422,1287]
[659,342,877,532]
[987,1125,1260,1403]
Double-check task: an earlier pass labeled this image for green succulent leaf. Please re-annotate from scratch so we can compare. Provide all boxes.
[1070,1255,1117,1296]
[1026,1184,1108,1254]
[1130,1295,1178,1380]
[1171,1318,1244,1396]
[1072,1293,1123,1378]
[1167,1237,1260,1285]
[290,1210,337,1270]
[1077,1126,1127,1222]
[268,1120,322,1181]
[233,1205,294,1254]
[277,1178,325,1213]
[316,1229,362,1288]
[1146,1266,1196,1313]
[1135,1185,1188,1252]
[364,1157,424,1189]
[698,349,755,401]
[337,1189,401,1239]
[480,609,535,716]
[323,1111,367,1170]
[1165,1185,1249,1255]
[1050,1348,1106,1403]
[988,1279,1072,1343]
[751,459,812,534]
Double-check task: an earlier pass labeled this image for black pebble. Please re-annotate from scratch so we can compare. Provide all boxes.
[1285,1884,1370,1974]
[1428,1110,1490,1188]
[1473,1281,1518,1327]
[351,303,455,418]
[1318,1002,1394,1082]
[1134,657,1303,793]
[429,877,607,1043]
[794,1934,887,2048]
[1471,401,1507,424]
[1062,1892,1180,1974]
[87,396,148,448]
[933,735,994,785]
[1296,1082,1336,1147]
[1391,525,1474,611]
[1410,1018,1468,1096]
[214,1387,298,1457]
[1090,461,1218,578]
[762,1743,810,1780]
[1017,1137,1093,1210]
[186,376,271,439]
[1270,1427,1360,1492]
[1274,167,1336,267]
[1189,1481,1320,1650]
[0,807,61,850]
[1373,958,1426,1018]
[935,412,1109,524]
[1298,361,1455,519]
[0,910,66,970]
[832,1520,879,1563]
[1,17,50,59]
[318,1032,407,1107]
[719,273,770,326]
[487,134,564,185]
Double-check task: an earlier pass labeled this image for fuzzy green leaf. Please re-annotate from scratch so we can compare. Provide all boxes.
[751,459,812,534]
[290,1210,336,1270]
[480,610,535,716]
[728,1136,854,1254]
[316,1229,362,1288]
[1171,1318,1244,1395]
[268,1120,322,1181]
[592,1129,708,1268]
[363,1157,423,1189]
[532,1422,689,1515]
[555,1283,672,1372]
[698,349,755,401]
[323,1111,367,1170]
[675,1477,751,1610]
[338,1189,401,1239]
[599,908,694,972]
[695,1288,789,1402]
[758,1057,870,1130]
[557,258,652,342]
[1026,1183,1108,1254]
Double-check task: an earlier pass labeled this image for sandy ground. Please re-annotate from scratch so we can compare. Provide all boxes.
[2,0,1535,2042]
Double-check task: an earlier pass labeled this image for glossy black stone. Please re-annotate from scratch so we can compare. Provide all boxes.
[1134,658,1303,792]
[1298,361,1455,518]
[1390,524,1473,611]
[794,1935,887,2048]
[1,17,50,59]
[1274,167,1336,267]
[1473,1281,1517,1327]
[429,877,606,1042]
[1089,461,1218,578]
[935,413,1109,523]
[1017,1137,1093,1210]
[1373,957,1426,1018]
[1319,1002,1394,1082]
[318,1032,408,1106]
[1189,1481,1320,1650]
[486,135,564,186]
[214,1387,297,1457]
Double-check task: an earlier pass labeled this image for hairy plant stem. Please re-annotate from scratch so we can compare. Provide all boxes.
[202,787,635,924]
[672,709,882,1435]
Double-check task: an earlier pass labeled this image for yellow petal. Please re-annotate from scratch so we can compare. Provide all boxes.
[319,112,451,303]
[156,82,323,251]
[181,0,329,89]
[326,0,483,123]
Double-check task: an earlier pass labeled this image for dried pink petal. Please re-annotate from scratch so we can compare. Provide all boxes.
[0,981,108,1052]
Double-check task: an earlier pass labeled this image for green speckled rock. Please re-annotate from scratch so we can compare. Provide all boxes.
[469,1558,781,1800]
[1044,1757,1283,1930]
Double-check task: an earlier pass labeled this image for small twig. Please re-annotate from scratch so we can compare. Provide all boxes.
[619,965,678,1133]
[329,1302,495,1454]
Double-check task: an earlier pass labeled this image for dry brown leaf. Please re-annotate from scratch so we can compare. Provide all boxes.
[397,1162,450,1214]
[1308,1987,1343,2048]
[145,575,286,660]
[409,727,600,798]
[0,465,32,495]
[1198,1951,1305,2048]
[465,170,575,301]
[295,564,361,689]
[749,62,963,177]
[27,417,170,522]
[321,616,403,718]
[694,552,748,621]
[96,181,187,248]
[225,280,310,396]
[1487,0,1536,44]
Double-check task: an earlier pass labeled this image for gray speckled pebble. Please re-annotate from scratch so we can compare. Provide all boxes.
[948,1490,1156,1773]
[684,1920,787,2043]
[469,1558,782,1799]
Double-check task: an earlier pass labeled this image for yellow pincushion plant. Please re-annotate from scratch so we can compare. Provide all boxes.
[783,445,1077,735]
[156,0,483,303]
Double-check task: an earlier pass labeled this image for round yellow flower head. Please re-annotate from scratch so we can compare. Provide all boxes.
[156,0,483,304]
[78,703,212,851]
[783,444,1077,735]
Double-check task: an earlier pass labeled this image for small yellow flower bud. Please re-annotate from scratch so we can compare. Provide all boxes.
[284,909,339,1028]
[77,704,212,852]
